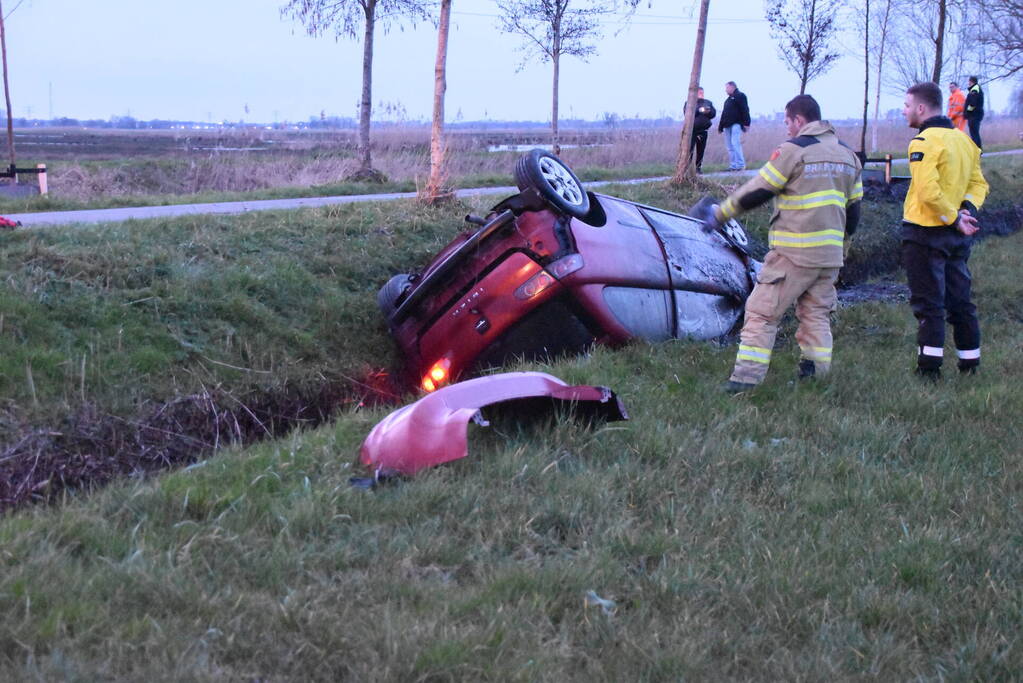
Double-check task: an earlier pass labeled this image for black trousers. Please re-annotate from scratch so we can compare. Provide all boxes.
[689,129,708,170]
[902,225,980,370]
[967,117,983,149]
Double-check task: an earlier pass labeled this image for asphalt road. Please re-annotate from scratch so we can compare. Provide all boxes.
[5,148,1019,228]
[0,173,742,228]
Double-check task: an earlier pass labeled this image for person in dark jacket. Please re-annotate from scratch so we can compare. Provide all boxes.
[718,81,751,171]
[684,87,716,172]
[965,76,985,149]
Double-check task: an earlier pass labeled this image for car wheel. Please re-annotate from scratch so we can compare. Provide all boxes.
[378,274,412,316]
[514,149,590,219]
[722,219,749,248]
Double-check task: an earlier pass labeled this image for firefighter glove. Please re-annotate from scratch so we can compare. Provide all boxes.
[693,202,723,233]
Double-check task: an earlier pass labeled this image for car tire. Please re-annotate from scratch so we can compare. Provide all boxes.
[514,149,590,219]
[377,274,412,317]
[722,219,750,249]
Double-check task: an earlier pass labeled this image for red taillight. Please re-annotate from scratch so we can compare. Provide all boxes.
[421,358,451,392]
[514,271,556,300]
[513,254,584,300]
[548,253,584,278]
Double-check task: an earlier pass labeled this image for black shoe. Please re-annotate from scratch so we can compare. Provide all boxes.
[958,364,979,376]
[914,367,942,382]
[722,380,757,394]
[797,359,816,380]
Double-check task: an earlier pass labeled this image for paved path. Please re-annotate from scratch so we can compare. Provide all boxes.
[7,148,1020,228]
[3,172,754,228]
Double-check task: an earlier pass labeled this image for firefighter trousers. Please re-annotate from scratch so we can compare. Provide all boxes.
[730,251,839,385]
[901,225,980,371]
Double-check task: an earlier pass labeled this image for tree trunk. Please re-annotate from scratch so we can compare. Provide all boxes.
[871,0,892,153]
[672,0,711,184]
[552,50,560,156]
[800,0,817,94]
[423,0,452,203]
[861,0,870,153]
[358,0,376,176]
[0,0,16,172]
[931,0,947,83]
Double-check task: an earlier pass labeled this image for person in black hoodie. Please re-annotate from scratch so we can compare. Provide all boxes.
[718,81,751,170]
[965,76,985,149]
[684,87,716,172]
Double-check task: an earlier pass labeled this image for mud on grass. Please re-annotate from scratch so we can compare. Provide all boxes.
[0,372,401,512]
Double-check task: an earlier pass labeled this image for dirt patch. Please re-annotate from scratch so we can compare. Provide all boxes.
[838,278,909,305]
[0,371,402,513]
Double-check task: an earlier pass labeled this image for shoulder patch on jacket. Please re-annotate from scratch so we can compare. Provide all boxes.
[786,135,820,147]
[910,151,925,162]
[769,148,781,161]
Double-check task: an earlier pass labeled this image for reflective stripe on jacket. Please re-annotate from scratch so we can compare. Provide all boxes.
[903,116,988,228]
[965,84,984,119]
[716,120,862,268]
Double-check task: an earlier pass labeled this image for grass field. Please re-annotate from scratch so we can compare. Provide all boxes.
[0,155,1020,679]
[1,118,1020,213]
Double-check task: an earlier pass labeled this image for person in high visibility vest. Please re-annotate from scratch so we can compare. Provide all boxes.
[947,82,967,132]
[695,94,863,392]
[964,76,985,149]
[901,81,988,379]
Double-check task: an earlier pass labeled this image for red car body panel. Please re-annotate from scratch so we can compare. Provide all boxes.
[416,252,563,383]
[359,371,628,475]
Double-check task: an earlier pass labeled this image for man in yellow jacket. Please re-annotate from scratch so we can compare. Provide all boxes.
[901,81,988,379]
[696,94,862,392]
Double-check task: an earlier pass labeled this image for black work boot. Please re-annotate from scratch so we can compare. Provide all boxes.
[797,359,816,380]
[958,362,979,376]
[722,380,757,395]
[914,366,942,382]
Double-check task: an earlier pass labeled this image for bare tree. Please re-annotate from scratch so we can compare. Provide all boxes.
[422,0,451,203]
[496,1,635,154]
[973,0,1023,80]
[885,1,981,89]
[858,0,869,153]
[765,0,843,94]
[0,0,15,170]
[673,0,711,184]
[869,0,894,152]
[281,0,431,182]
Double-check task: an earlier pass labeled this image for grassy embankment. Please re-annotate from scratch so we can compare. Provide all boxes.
[0,156,1020,678]
[2,119,1019,214]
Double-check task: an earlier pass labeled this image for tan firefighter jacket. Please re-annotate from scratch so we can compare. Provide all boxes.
[715,120,863,268]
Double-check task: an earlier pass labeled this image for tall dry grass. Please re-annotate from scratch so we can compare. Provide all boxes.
[35,118,1023,201]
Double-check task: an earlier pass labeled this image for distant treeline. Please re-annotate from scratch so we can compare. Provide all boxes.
[1,108,975,132]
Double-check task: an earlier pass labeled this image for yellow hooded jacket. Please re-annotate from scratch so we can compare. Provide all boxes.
[903,117,988,228]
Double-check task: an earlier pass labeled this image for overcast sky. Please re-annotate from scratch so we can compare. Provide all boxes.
[3,0,1010,124]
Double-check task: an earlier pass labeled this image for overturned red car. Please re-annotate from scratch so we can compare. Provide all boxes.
[378,150,760,392]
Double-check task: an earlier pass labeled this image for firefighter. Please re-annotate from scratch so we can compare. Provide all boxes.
[696,94,863,392]
[901,81,988,379]
[947,82,967,132]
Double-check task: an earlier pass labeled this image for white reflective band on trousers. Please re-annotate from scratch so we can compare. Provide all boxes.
[957,348,981,360]
[920,345,944,357]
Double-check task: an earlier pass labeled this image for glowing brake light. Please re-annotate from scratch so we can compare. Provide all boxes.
[421,358,451,392]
